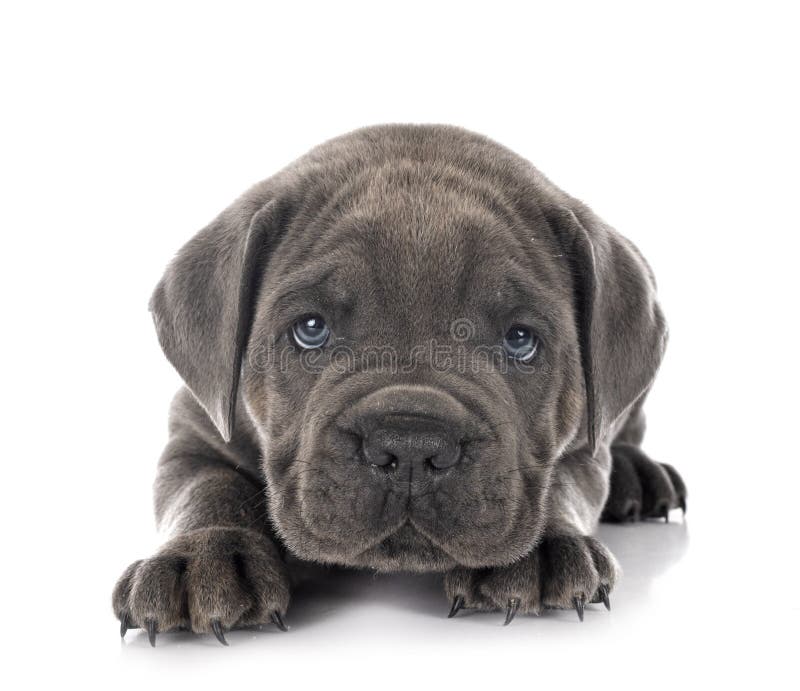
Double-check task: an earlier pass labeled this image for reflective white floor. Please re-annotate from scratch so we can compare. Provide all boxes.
[63,510,787,690]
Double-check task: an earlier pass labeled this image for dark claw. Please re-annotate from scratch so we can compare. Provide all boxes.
[624,501,640,522]
[504,597,521,626]
[598,584,611,611]
[210,620,228,646]
[573,596,585,622]
[119,612,129,638]
[662,505,670,523]
[270,610,288,632]
[146,619,157,647]
[679,497,687,516]
[448,595,465,618]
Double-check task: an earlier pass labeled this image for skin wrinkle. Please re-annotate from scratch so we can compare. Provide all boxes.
[115,125,684,634]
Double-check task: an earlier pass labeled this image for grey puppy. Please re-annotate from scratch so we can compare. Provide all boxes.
[113,124,686,645]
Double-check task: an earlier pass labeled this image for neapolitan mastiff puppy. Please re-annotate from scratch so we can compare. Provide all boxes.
[113,125,686,645]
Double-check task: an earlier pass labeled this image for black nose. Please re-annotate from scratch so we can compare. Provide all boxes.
[362,418,461,472]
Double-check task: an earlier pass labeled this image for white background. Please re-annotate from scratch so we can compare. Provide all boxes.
[1,1,797,688]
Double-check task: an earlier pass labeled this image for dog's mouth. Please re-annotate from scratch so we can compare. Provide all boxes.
[301,507,528,573]
[287,500,460,572]
[279,444,546,571]
[277,469,545,571]
[345,520,461,572]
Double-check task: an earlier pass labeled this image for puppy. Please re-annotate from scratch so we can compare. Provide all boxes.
[113,125,686,645]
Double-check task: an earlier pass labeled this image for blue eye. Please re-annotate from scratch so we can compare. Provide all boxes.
[292,315,330,349]
[503,325,539,362]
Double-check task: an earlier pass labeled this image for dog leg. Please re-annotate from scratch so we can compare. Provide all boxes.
[112,391,290,646]
[602,403,687,522]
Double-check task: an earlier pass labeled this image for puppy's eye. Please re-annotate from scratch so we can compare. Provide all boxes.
[292,315,330,349]
[503,325,539,362]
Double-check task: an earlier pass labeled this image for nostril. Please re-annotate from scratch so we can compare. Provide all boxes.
[426,445,461,471]
[360,424,462,473]
[362,436,398,469]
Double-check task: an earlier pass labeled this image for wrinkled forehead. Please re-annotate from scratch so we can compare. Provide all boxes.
[263,189,569,337]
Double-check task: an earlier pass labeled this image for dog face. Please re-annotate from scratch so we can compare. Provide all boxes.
[150,125,666,572]
[242,174,584,571]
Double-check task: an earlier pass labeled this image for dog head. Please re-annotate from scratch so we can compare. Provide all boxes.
[150,125,666,571]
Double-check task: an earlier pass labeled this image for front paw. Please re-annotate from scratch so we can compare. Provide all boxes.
[444,535,620,623]
[112,527,290,646]
[602,443,687,522]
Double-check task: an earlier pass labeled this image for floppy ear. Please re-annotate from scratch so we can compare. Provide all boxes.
[149,196,284,442]
[547,206,668,453]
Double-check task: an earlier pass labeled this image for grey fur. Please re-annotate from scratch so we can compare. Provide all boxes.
[113,124,685,637]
